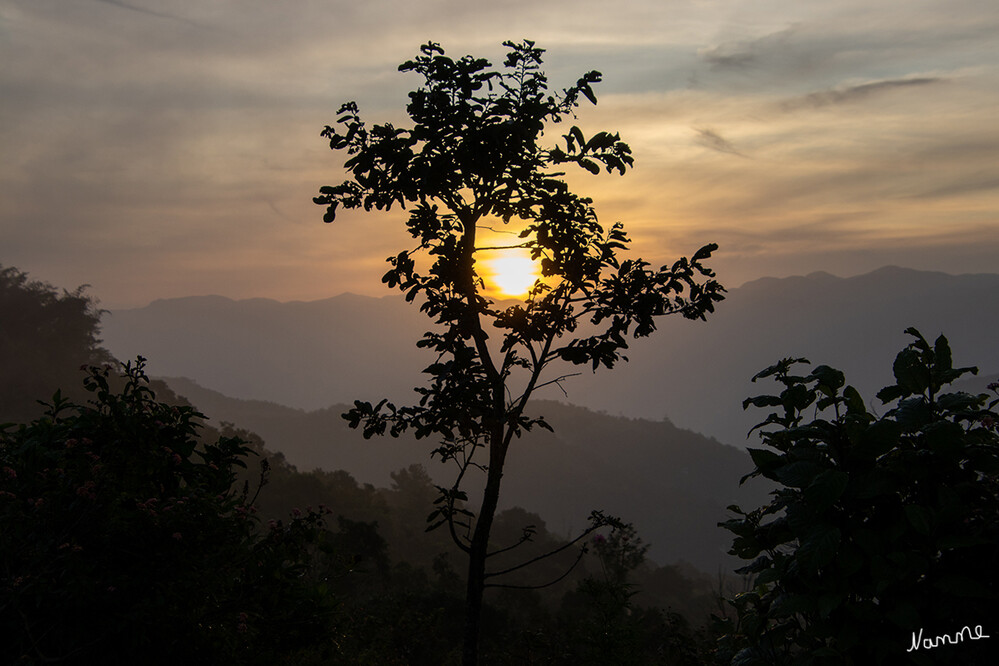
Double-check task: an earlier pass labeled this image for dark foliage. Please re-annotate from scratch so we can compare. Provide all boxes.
[1,263,723,664]
[0,359,342,665]
[719,329,999,665]
[316,39,723,664]
[0,265,112,423]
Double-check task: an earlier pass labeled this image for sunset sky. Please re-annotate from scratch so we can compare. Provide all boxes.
[2,0,997,308]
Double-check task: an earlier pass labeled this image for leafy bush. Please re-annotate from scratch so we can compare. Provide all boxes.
[719,329,999,665]
[0,264,112,422]
[0,359,340,665]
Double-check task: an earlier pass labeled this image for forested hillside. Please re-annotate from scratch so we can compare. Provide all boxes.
[1,264,730,663]
[0,265,113,423]
[102,267,999,447]
[161,376,769,571]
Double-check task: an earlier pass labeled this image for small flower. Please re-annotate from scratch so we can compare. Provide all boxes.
[291,507,302,518]
[76,481,97,500]
[172,532,183,541]
[592,534,607,545]
[2,467,15,480]
[988,381,999,392]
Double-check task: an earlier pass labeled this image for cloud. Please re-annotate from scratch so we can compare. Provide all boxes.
[693,128,748,158]
[782,77,944,110]
[91,0,199,26]
[2,0,998,308]
[699,26,799,70]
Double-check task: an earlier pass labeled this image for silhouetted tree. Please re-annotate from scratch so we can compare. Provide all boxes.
[0,359,341,665]
[315,40,724,664]
[0,265,112,422]
[719,329,999,665]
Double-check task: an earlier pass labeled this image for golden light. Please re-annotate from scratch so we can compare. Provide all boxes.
[479,246,542,299]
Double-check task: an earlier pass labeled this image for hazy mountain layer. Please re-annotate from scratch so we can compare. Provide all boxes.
[163,376,770,571]
[103,267,999,447]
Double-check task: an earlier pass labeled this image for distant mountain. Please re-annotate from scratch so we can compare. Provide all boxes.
[102,267,999,447]
[102,292,429,411]
[161,376,770,571]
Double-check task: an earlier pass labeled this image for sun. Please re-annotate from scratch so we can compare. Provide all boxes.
[479,247,542,299]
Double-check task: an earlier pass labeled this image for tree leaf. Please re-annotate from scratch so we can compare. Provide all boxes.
[904,504,932,535]
[805,469,849,510]
[775,461,824,488]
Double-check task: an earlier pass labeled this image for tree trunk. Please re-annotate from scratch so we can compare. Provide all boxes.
[461,425,507,666]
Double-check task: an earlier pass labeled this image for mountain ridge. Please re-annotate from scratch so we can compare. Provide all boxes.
[103,266,999,447]
[160,374,769,571]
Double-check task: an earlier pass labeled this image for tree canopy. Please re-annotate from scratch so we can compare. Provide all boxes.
[0,359,344,665]
[719,329,999,665]
[316,40,723,664]
[0,265,112,423]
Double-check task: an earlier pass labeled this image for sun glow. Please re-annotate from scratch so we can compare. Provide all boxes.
[479,246,542,299]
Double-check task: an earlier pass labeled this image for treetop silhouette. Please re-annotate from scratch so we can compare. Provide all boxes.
[315,39,724,664]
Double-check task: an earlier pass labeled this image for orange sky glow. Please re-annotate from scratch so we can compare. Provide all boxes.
[1,0,997,308]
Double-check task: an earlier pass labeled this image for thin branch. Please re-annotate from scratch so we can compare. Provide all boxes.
[476,225,520,235]
[486,527,536,559]
[530,373,582,395]
[474,243,531,252]
[484,520,602,580]
[484,546,588,590]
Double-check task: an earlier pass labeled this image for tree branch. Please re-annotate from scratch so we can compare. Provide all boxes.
[483,546,587,590]
[483,518,603,581]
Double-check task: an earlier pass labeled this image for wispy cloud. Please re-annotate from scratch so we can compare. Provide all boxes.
[91,0,198,26]
[693,128,748,158]
[1,0,997,306]
[782,77,944,110]
[699,26,799,70]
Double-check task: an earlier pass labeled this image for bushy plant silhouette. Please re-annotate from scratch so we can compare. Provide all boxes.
[719,329,999,665]
[0,264,112,422]
[316,39,723,664]
[0,359,341,665]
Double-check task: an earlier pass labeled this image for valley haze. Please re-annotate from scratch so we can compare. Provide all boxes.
[102,266,999,449]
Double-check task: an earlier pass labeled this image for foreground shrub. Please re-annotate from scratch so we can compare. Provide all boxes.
[719,329,999,665]
[1,359,340,665]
